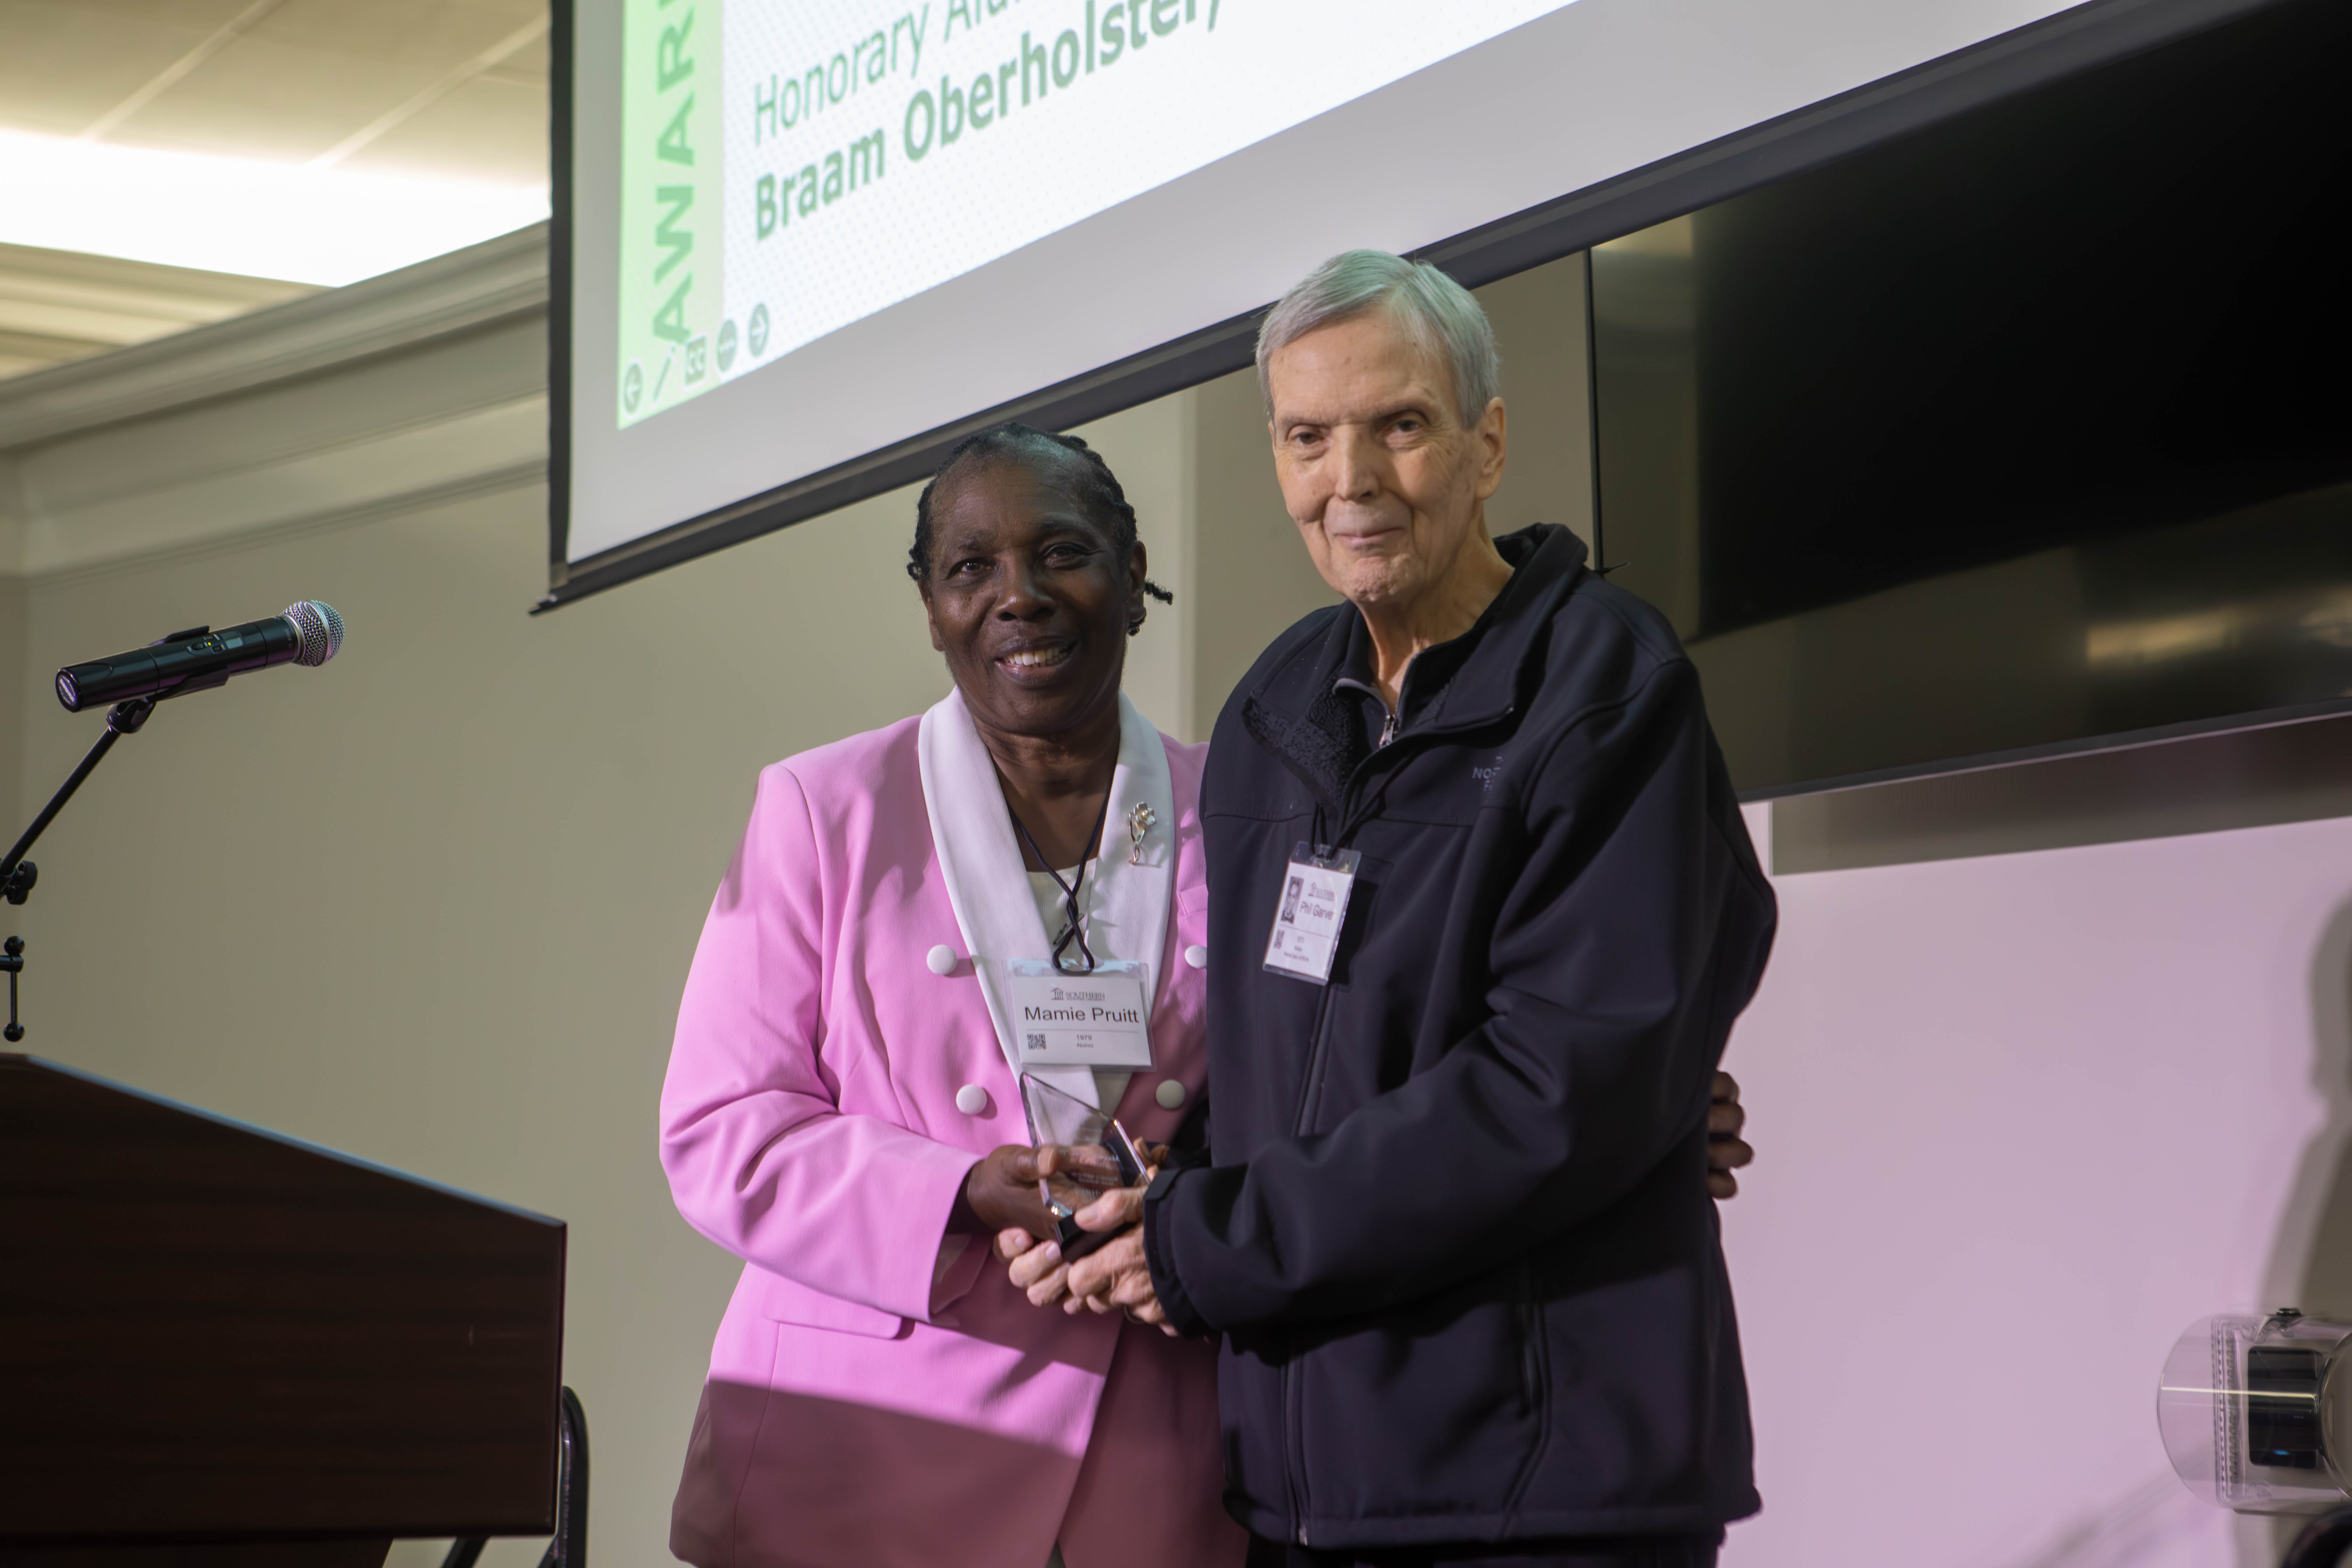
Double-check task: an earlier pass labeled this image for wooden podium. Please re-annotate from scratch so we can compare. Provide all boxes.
[0,1055,568,1568]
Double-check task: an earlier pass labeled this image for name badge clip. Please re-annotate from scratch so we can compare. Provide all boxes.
[1262,842,1362,987]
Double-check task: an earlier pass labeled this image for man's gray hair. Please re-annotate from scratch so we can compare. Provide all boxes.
[1256,249,1501,426]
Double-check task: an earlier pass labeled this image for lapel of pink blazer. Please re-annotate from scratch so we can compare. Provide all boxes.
[918,687,1177,1114]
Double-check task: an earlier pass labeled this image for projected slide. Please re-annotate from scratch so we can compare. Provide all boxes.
[614,0,1570,428]
[566,0,2094,592]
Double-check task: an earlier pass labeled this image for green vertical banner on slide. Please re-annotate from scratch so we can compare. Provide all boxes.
[618,0,725,430]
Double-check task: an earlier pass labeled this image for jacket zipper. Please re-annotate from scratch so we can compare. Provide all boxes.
[1275,696,1512,1548]
[1285,1356,1312,1544]
[1282,704,1447,1141]
[1278,748,1386,1542]
[1281,975,1338,1547]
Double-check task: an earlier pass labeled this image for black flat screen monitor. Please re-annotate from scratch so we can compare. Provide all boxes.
[1591,0,2352,796]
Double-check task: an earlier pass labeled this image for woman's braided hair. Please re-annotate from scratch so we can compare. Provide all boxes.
[906,422,1175,611]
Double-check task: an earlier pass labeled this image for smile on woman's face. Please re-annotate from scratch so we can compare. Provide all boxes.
[920,456,1146,745]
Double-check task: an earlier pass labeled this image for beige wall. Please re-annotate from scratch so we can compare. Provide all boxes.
[1474,253,1596,550]
[1185,365,1335,740]
[0,232,1590,1567]
[0,570,21,841]
[1077,391,1197,738]
[1,445,23,837]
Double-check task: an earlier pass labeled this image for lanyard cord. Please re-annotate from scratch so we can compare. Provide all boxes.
[1009,790,1113,974]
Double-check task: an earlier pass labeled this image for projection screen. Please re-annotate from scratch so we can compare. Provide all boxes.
[547,0,2258,607]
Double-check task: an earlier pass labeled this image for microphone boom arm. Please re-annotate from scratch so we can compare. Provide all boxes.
[0,697,155,1045]
[1,696,155,908]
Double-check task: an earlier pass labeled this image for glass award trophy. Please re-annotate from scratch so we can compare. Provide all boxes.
[1021,1073,1148,1260]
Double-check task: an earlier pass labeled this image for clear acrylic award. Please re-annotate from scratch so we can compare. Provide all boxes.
[1020,1072,1147,1260]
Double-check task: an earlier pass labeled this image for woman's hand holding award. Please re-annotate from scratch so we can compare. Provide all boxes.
[1000,1074,1165,1319]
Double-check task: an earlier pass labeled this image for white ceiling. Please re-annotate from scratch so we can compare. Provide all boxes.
[0,0,551,379]
[0,0,549,182]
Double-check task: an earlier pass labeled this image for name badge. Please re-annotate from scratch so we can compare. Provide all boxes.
[1262,843,1362,986]
[1007,960,1154,1068]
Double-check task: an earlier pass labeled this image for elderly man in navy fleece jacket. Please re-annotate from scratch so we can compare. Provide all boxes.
[1020,249,1777,1568]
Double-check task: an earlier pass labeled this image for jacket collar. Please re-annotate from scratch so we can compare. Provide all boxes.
[1241,524,1588,805]
[917,686,1173,1112]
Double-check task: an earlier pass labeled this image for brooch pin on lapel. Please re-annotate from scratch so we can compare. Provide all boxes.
[1126,803,1156,866]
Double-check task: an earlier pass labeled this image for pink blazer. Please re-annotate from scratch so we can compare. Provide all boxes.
[660,709,1243,1568]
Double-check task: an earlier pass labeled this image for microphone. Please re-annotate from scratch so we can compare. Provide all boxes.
[55,601,345,713]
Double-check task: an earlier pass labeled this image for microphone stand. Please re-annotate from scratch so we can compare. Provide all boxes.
[0,696,158,1042]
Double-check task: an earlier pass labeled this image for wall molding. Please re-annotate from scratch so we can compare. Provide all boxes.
[1771,709,2352,872]
[0,229,552,583]
[0,225,550,452]
[13,394,547,581]
[30,455,548,594]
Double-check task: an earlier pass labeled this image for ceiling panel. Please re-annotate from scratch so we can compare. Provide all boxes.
[0,0,244,135]
[0,0,550,161]
[14,0,260,24]
[499,29,551,80]
[0,0,546,376]
[346,75,549,186]
[243,0,540,65]
[100,34,457,159]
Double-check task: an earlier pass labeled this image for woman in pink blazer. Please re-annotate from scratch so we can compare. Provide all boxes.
[660,425,1244,1568]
